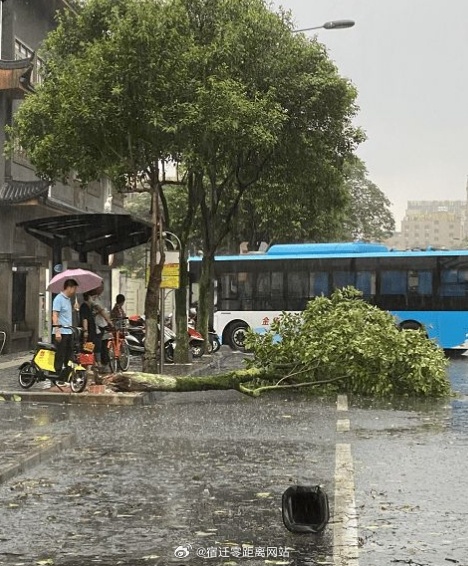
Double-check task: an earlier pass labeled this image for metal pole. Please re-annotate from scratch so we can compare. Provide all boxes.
[159,218,165,374]
[0,1,3,60]
[160,288,165,373]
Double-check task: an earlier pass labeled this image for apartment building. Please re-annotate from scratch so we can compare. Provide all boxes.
[386,200,467,251]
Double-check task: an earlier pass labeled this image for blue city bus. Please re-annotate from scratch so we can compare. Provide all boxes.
[189,242,468,351]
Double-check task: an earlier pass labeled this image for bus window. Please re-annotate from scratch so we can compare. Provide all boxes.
[256,272,284,310]
[333,271,355,289]
[408,270,432,295]
[380,270,407,295]
[238,272,253,310]
[440,269,468,297]
[310,272,329,297]
[356,271,376,296]
[219,273,240,310]
[287,272,309,310]
[271,272,283,310]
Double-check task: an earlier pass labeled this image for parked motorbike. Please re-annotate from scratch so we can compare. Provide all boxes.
[188,325,205,358]
[188,308,220,354]
[125,316,176,363]
[132,313,206,359]
[18,326,88,393]
[207,328,221,354]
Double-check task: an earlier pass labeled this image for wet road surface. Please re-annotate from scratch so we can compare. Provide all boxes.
[0,356,467,565]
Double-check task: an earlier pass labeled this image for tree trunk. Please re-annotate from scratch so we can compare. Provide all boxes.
[106,368,271,394]
[197,253,214,347]
[143,184,164,373]
[174,241,190,363]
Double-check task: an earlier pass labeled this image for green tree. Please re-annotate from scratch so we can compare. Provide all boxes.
[8,0,196,371]
[229,171,348,252]
[121,193,151,280]
[340,157,395,242]
[171,0,361,339]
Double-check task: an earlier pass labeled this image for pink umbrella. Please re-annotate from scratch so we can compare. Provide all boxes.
[47,268,103,294]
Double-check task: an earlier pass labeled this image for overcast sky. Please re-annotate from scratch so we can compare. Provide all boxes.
[271,0,468,227]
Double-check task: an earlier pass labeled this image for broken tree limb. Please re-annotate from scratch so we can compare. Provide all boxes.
[104,366,349,397]
[105,368,277,394]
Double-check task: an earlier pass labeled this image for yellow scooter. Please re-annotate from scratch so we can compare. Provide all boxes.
[18,327,88,393]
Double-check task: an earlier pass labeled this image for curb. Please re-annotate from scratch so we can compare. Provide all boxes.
[0,390,149,406]
[0,433,76,485]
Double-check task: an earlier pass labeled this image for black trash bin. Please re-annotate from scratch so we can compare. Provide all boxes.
[282,485,330,533]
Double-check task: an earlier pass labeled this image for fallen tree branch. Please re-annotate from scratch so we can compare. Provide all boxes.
[241,374,351,397]
[104,367,349,397]
[105,368,278,393]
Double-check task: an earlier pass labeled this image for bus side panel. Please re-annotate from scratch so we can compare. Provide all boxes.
[392,310,468,349]
[214,310,289,344]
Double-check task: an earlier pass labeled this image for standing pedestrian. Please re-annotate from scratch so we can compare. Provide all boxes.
[89,284,113,372]
[52,278,78,377]
[111,294,126,328]
[79,292,100,364]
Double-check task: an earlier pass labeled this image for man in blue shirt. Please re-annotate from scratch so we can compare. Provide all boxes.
[52,278,78,376]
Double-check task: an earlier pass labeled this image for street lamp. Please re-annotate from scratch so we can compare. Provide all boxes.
[293,20,355,33]
[163,230,182,250]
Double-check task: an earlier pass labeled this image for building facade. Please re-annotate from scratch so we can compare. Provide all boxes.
[386,199,468,251]
[0,0,139,353]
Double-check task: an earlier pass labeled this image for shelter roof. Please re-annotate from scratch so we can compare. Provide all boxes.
[18,214,152,255]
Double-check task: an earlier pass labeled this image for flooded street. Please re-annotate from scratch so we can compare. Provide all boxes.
[0,358,467,565]
[354,359,468,566]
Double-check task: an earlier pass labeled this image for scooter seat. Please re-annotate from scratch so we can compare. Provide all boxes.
[37,342,57,352]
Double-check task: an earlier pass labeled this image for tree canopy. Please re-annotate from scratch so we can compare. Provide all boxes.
[340,157,395,242]
[244,287,450,398]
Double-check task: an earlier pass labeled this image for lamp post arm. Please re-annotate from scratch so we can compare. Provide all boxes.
[293,20,355,33]
[163,230,182,250]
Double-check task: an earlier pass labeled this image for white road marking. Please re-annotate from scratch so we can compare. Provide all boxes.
[337,419,350,432]
[337,394,348,412]
[333,443,359,566]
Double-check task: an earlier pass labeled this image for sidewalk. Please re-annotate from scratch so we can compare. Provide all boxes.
[0,350,31,390]
[0,346,249,401]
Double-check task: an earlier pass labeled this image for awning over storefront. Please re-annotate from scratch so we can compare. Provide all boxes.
[17,213,152,264]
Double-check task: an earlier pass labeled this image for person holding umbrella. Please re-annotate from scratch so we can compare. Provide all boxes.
[47,268,103,378]
[52,278,79,377]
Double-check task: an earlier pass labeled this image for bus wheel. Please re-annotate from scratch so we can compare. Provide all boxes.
[227,322,249,351]
[399,320,428,338]
[399,320,422,331]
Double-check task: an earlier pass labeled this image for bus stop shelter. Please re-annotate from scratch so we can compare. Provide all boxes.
[18,213,152,267]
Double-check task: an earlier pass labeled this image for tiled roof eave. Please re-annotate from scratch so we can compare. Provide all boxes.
[0,179,50,205]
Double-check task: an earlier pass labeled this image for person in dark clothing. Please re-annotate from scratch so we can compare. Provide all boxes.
[111,294,126,329]
[79,292,100,362]
[89,284,113,372]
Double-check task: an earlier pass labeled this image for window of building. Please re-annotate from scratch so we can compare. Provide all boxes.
[15,38,43,85]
